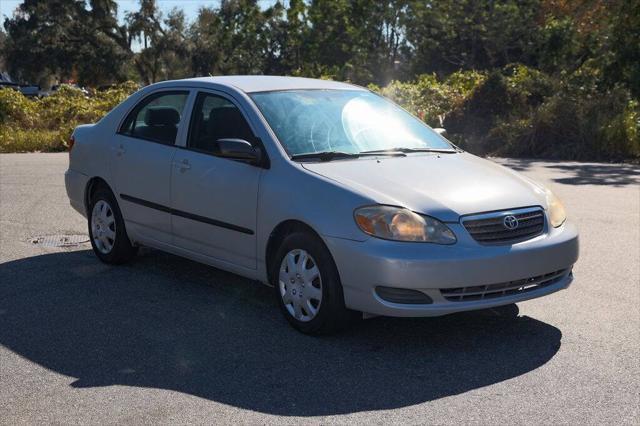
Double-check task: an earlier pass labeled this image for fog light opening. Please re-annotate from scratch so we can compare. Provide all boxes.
[375,286,433,304]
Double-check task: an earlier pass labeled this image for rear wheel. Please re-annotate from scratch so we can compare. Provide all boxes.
[88,186,137,264]
[272,231,354,334]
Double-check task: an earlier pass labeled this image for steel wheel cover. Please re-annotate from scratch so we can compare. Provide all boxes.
[279,249,323,322]
[91,200,116,254]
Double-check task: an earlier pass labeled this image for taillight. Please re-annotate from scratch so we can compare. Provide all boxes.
[68,135,75,155]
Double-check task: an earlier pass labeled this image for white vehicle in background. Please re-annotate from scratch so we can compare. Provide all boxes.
[45,84,90,97]
[18,84,41,97]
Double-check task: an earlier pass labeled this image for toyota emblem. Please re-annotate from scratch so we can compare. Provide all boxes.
[503,215,519,230]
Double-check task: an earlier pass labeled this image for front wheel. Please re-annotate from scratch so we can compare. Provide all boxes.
[88,186,138,264]
[272,231,354,335]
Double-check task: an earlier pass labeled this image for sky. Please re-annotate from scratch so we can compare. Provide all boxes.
[0,0,281,23]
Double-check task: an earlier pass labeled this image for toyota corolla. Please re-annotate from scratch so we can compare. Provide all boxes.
[65,76,579,334]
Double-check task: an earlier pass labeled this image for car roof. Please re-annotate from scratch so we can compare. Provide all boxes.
[175,75,366,94]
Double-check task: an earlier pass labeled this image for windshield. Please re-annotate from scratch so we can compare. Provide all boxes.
[250,90,453,156]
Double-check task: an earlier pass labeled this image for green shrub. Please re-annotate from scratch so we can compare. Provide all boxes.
[0,88,38,127]
[485,85,639,160]
[504,64,556,111]
[0,128,66,153]
[444,64,639,161]
[372,71,486,127]
[370,79,420,114]
[0,82,138,153]
[444,70,487,105]
[444,70,511,144]
[0,76,637,161]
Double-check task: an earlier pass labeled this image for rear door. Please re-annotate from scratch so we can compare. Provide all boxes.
[170,91,262,269]
[111,90,190,245]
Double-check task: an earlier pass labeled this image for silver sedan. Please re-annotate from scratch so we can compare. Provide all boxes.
[65,76,579,334]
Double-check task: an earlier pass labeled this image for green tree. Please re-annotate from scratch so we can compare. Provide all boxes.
[283,0,308,73]
[261,1,288,75]
[76,0,132,86]
[351,0,409,84]
[3,0,86,85]
[156,9,192,80]
[2,0,129,86]
[0,30,6,71]
[126,0,164,84]
[189,7,224,76]
[305,0,408,84]
[405,0,542,75]
[258,0,310,75]
[217,0,266,74]
[607,0,640,97]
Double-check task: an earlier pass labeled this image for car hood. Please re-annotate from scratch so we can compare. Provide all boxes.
[302,153,547,222]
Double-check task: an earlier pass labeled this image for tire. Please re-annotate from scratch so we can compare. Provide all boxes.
[272,231,354,335]
[88,185,138,264]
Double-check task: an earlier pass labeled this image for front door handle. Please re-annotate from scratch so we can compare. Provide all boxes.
[174,159,191,171]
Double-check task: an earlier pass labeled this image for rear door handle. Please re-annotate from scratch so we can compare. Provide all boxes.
[174,159,191,171]
[115,144,125,156]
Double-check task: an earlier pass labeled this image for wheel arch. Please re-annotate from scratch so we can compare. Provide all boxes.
[265,219,331,285]
[84,177,113,214]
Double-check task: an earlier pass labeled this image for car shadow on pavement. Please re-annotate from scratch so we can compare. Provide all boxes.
[546,163,640,187]
[496,158,640,187]
[0,249,562,416]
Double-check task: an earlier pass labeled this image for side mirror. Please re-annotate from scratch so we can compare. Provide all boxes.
[216,138,262,164]
[433,128,448,138]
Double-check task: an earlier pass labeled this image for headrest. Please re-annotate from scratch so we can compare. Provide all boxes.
[208,107,251,139]
[211,107,243,123]
[145,107,180,126]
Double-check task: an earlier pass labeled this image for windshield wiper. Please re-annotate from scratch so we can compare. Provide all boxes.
[291,151,360,162]
[362,147,457,154]
[291,150,405,162]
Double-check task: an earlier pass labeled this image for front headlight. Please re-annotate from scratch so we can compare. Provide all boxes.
[354,205,457,244]
[546,189,566,227]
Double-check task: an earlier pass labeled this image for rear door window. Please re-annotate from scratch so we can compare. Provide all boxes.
[120,91,189,145]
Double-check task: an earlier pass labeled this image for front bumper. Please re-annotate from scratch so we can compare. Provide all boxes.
[324,221,579,317]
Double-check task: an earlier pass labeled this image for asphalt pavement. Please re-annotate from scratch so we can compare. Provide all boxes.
[0,153,638,424]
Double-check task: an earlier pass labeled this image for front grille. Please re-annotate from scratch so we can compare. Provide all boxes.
[463,208,545,244]
[440,269,569,302]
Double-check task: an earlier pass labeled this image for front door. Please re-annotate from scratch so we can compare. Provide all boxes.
[170,91,262,269]
[110,90,189,245]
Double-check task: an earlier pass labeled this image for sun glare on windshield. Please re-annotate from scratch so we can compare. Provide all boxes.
[251,90,452,156]
[342,97,425,152]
